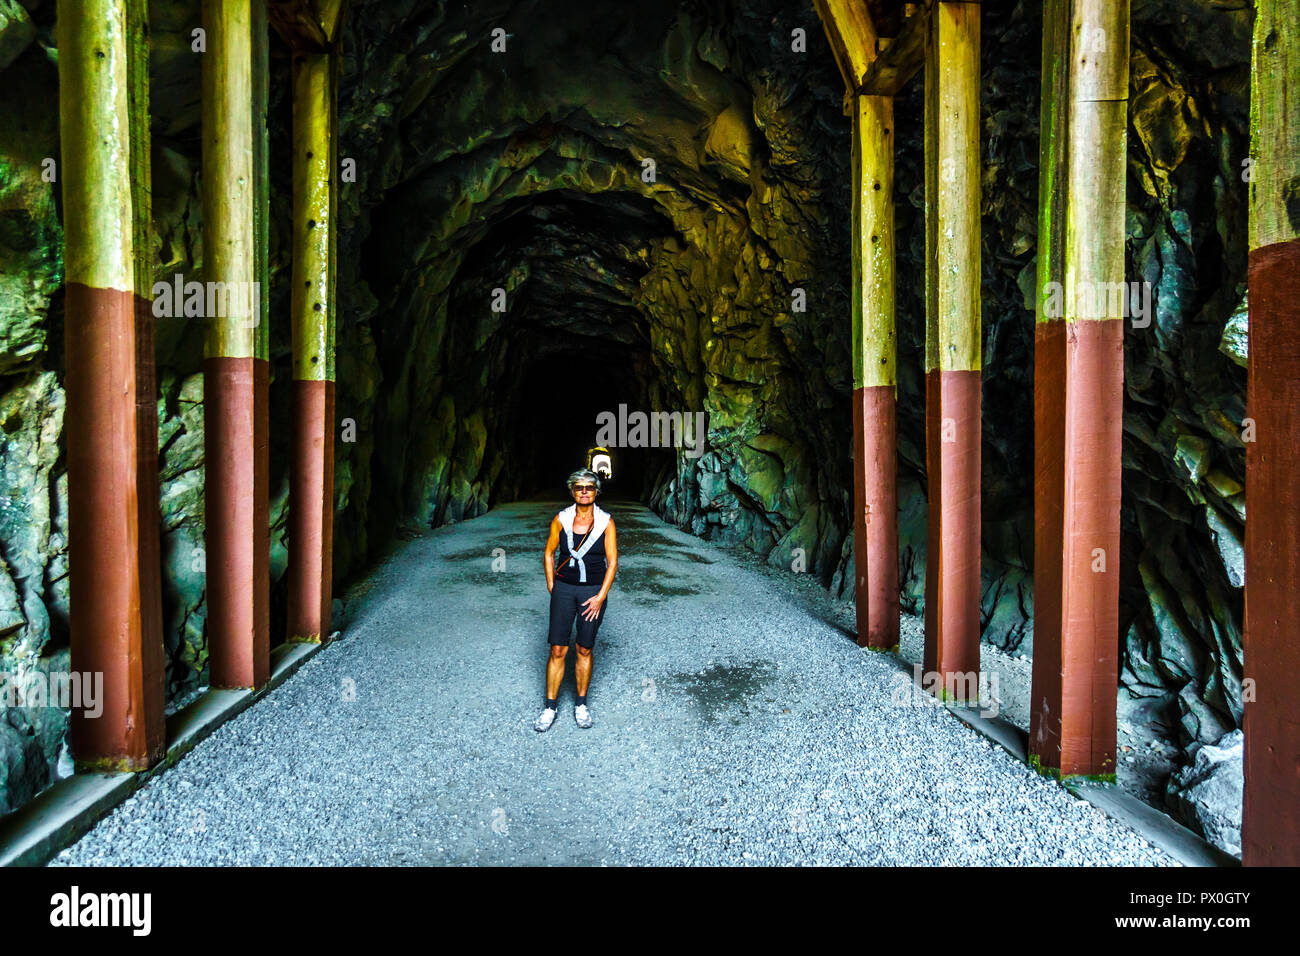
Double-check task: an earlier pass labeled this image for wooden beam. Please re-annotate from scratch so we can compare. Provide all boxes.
[251,0,273,685]
[1029,0,1070,779]
[853,94,897,393]
[318,0,347,43]
[1029,0,1129,781]
[1248,0,1300,252]
[58,0,165,771]
[253,0,271,367]
[269,0,346,53]
[922,0,982,700]
[1059,0,1127,777]
[202,0,256,364]
[856,2,928,96]
[202,0,270,690]
[1243,0,1300,866]
[126,0,168,771]
[1034,0,1071,315]
[813,0,880,97]
[288,44,340,643]
[850,93,900,651]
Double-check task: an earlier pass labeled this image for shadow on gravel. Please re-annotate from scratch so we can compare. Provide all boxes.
[666,660,779,725]
[615,565,702,598]
[651,548,715,564]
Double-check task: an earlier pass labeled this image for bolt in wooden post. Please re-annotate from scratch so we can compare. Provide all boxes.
[922,0,982,699]
[1029,0,1128,780]
[1242,0,1300,867]
[58,0,165,770]
[202,0,269,689]
[850,93,899,651]
[287,47,339,642]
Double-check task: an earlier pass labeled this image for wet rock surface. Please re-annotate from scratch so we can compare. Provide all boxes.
[1164,728,1243,858]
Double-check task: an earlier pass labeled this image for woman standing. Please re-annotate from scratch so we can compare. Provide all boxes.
[535,469,618,732]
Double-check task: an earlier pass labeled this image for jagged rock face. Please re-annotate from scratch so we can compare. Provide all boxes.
[1118,0,1250,752]
[0,0,1251,813]
[1166,728,1244,857]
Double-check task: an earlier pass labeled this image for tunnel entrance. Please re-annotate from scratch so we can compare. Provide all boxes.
[505,350,675,503]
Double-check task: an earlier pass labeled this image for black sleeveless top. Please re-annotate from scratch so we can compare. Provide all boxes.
[557,519,608,585]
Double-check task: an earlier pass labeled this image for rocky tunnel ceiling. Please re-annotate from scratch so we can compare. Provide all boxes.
[0,0,1254,817]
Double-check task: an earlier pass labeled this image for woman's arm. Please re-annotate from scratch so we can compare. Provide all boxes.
[543,517,561,593]
[581,521,618,620]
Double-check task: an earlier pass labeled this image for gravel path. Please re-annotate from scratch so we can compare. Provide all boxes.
[55,500,1175,866]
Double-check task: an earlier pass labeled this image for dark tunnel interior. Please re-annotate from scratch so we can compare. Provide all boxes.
[357,171,686,516]
[506,351,675,503]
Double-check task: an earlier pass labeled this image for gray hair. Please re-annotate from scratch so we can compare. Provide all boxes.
[566,468,601,493]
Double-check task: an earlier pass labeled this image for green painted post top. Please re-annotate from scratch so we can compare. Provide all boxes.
[58,0,134,293]
[851,94,897,391]
[290,52,336,382]
[201,0,257,360]
[1250,0,1300,250]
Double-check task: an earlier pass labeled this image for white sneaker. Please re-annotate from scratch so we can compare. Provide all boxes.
[534,707,557,733]
[574,704,593,729]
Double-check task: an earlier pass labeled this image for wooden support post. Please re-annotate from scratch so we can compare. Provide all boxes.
[125,0,167,767]
[58,0,165,770]
[1030,0,1071,778]
[287,46,339,643]
[1028,0,1128,780]
[201,0,269,689]
[252,0,272,668]
[922,0,982,699]
[850,93,899,650]
[1243,0,1300,867]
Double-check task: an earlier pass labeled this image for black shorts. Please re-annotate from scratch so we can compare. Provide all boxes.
[548,579,608,649]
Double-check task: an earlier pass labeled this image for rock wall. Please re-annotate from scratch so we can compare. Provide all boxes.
[0,0,1253,821]
[1,0,70,811]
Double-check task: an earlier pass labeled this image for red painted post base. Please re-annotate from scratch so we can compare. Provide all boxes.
[204,356,271,690]
[853,385,900,649]
[923,368,982,699]
[288,379,336,643]
[1243,238,1300,866]
[1029,318,1123,779]
[65,283,165,770]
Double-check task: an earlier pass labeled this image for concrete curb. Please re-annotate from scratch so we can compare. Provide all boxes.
[938,696,1239,868]
[0,638,327,868]
[1061,778,1240,868]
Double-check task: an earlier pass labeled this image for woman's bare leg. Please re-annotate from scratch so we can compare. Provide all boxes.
[546,644,567,701]
[575,645,593,697]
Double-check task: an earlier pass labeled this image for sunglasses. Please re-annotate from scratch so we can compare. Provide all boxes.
[573,485,596,492]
